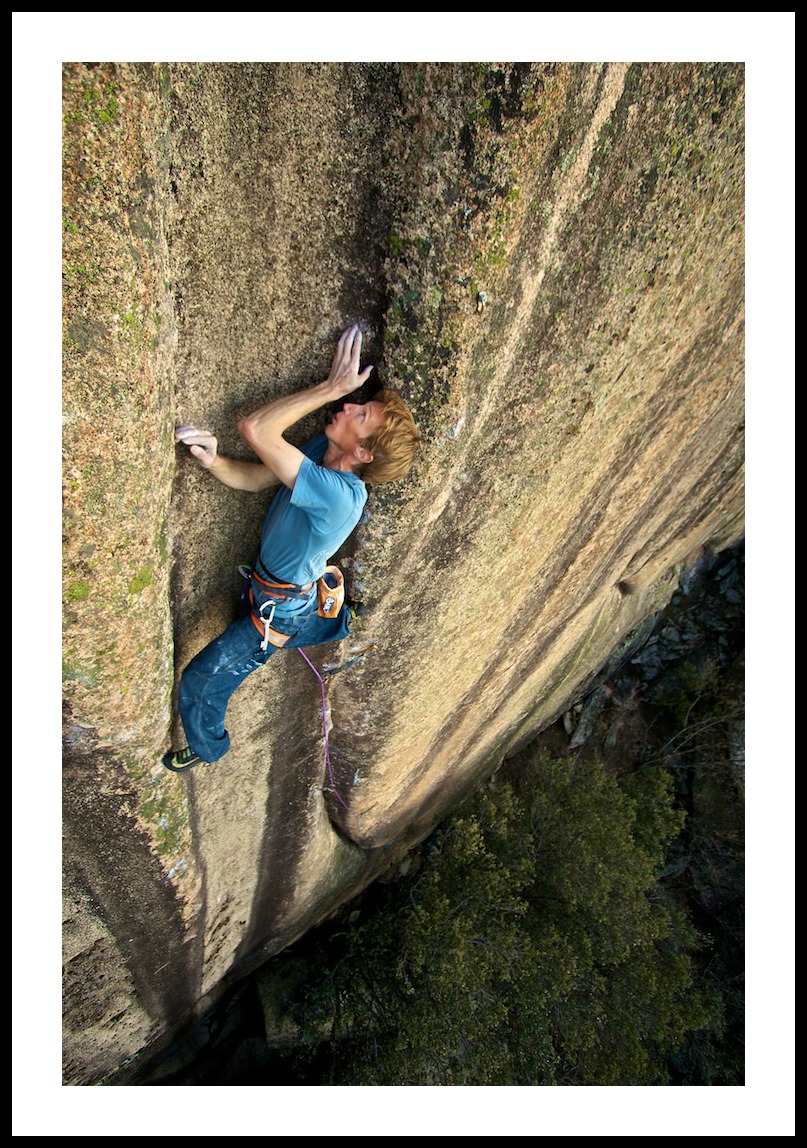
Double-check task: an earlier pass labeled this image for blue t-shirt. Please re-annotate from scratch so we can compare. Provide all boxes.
[256,435,367,615]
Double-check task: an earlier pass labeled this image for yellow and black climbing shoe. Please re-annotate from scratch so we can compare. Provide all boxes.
[162,746,208,773]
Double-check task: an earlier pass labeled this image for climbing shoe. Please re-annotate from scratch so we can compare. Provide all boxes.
[162,746,208,773]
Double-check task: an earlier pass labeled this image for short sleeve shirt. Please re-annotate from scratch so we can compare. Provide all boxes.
[256,435,367,614]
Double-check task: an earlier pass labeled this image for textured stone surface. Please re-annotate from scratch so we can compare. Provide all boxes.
[61,61,744,1083]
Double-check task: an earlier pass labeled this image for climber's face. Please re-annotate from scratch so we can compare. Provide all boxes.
[325,400,385,461]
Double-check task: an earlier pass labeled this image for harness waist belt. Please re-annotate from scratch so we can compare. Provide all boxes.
[249,568,314,650]
[243,563,344,649]
[253,564,315,600]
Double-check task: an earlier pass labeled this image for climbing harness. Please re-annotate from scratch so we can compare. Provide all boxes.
[241,563,346,649]
[240,563,315,651]
[238,561,374,809]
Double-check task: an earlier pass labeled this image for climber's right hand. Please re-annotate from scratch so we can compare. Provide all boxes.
[175,425,218,468]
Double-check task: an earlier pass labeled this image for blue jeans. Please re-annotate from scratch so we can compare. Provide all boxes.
[178,603,350,762]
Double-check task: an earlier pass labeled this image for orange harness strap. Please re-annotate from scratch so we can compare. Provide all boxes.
[247,569,315,650]
[246,565,345,649]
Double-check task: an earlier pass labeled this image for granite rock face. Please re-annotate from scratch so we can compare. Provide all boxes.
[61,61,744,1084]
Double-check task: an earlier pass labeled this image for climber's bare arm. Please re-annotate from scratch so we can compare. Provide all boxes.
[238,325,373,489]
[175,426,278,492]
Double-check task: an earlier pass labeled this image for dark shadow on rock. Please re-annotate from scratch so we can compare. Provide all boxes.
[62,713,202,1044]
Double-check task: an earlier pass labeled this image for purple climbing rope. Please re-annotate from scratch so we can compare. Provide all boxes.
[297,648,350,810]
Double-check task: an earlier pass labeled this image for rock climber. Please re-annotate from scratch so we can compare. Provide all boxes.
[162,324,419,772]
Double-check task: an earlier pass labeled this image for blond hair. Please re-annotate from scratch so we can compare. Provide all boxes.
[360,389,420,484]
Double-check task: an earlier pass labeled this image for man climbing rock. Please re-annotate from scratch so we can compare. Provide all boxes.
[162,325,419,772]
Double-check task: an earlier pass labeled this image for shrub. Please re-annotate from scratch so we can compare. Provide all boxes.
[290,748,711,1085]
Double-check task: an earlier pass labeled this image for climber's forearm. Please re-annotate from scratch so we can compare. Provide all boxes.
[237,380,336,489]
[174,425,279,491]
[207,454,280,492]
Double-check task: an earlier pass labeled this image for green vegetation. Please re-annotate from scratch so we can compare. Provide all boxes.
[62,260,100,289]
[64,77,121,127]
[64,580,91,604]
[63,657,101,688]
[128,565,155,595]
[278,754,729,1085]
